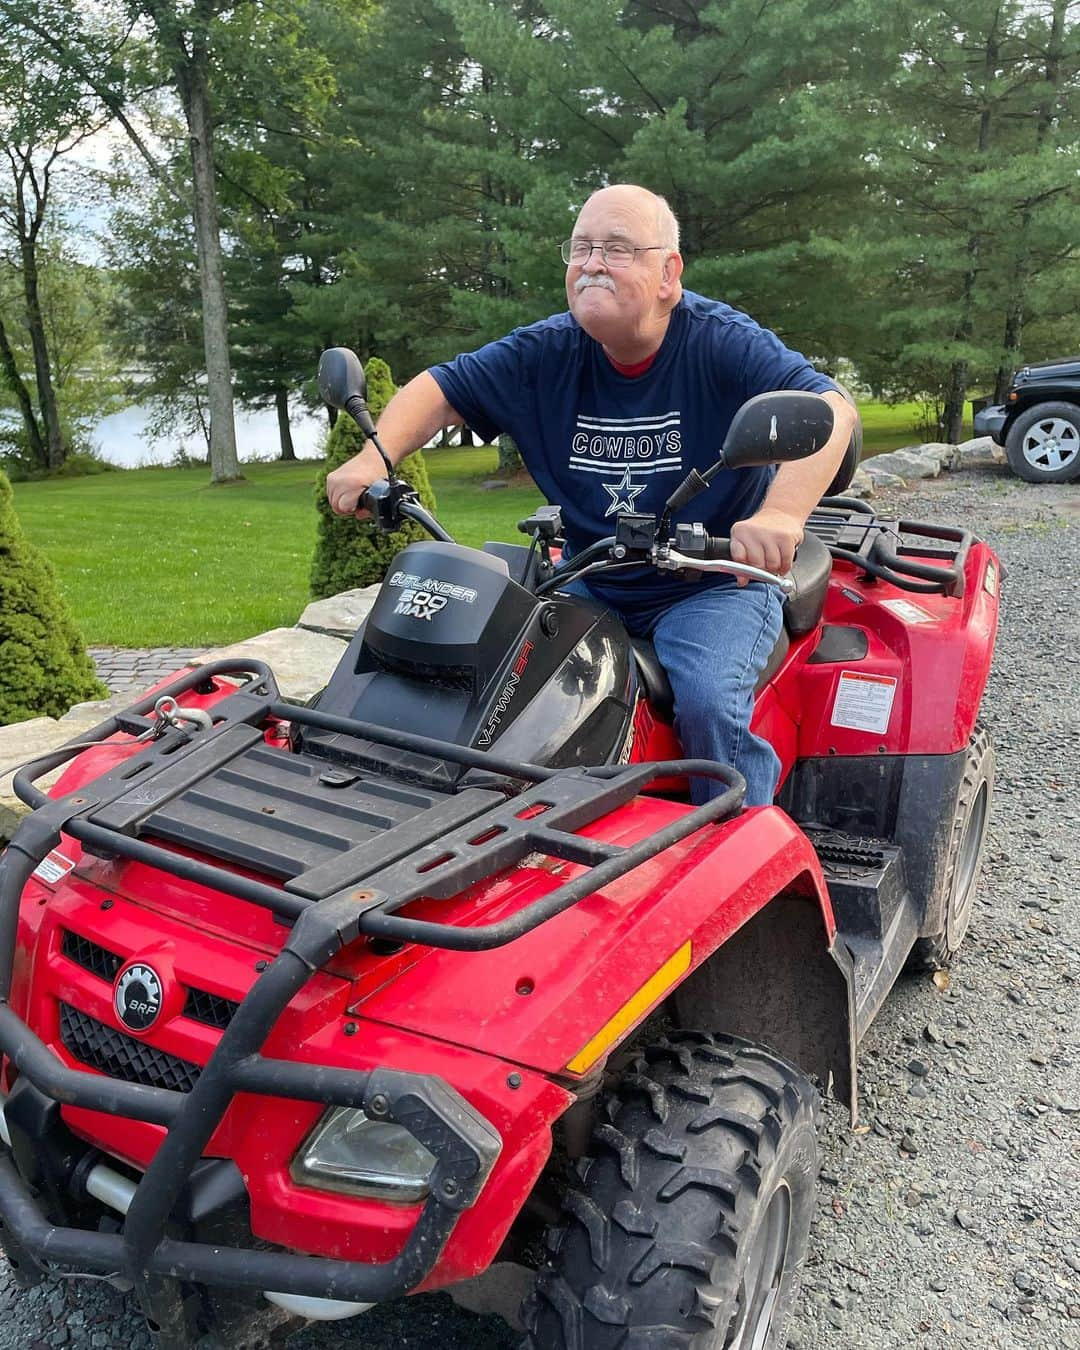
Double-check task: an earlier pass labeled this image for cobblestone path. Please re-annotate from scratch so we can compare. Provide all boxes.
[88,647,209,695]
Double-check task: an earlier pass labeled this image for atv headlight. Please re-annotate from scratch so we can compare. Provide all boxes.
[291,1107,437,1203]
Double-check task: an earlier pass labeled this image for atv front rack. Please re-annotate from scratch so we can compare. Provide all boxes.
[0,661,744,1344]
[9,660,743,949]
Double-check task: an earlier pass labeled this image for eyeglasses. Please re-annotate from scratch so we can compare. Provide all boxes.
[560,238,667,268]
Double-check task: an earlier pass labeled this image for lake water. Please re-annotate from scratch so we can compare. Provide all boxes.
[91,397,329,467]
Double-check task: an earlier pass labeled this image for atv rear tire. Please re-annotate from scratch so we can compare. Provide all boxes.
[909,721,994,969]
[1004,401,1080,483]
[521,1032,819,1349]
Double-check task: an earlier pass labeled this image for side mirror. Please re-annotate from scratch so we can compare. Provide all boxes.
[318,347,367,411]
[661,390,836,522]
[721,390,834,469]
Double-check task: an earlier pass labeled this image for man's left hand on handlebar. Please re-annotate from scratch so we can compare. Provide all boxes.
[729,508,804,584]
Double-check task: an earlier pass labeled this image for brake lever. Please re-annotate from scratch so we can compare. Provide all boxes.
[658,547,797,596]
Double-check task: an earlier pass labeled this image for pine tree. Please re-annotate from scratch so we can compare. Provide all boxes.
[309,358,438,597]
[0,469,106,723]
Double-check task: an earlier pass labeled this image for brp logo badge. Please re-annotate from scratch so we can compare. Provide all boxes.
[114,963,164,1032]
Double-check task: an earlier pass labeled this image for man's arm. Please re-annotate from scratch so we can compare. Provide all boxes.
[730,390,858,578]
[325,371,464,517]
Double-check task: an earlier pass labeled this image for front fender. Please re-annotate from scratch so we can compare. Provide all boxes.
[354,802,847,1086]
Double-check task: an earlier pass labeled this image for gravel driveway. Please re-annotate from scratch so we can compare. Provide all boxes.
[1,465,1076,1350]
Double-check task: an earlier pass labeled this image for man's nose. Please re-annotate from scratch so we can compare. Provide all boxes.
[580,244,608,273]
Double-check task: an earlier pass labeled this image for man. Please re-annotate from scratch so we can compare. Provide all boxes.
[327,184,856,804]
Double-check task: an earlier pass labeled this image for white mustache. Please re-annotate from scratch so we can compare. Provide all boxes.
[574,274,616,294]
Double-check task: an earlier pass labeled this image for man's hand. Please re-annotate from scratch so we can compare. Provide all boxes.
[325,371,464,517]
[325,443,393,518]
[729,507,804,583]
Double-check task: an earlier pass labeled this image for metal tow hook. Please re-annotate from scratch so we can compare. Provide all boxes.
[136,694,214,742]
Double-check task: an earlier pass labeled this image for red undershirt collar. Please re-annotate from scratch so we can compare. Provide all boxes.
[606,350,659,378]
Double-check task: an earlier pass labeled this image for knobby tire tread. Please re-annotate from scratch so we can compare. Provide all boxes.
[520,1031,819,1349]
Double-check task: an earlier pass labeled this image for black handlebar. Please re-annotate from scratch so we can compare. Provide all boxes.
[702,536,733,561]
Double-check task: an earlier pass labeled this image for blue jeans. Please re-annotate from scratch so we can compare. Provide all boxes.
[571,580,785,806]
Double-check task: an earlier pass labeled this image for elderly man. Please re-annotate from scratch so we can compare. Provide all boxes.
[327,184,856,804]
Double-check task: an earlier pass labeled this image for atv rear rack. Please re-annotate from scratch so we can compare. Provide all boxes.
[811,499,974,597]
[0,661,744,1345]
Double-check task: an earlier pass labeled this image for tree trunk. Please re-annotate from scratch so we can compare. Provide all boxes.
[275,386,296,460]
[496,432,522,474]
[186,62,240,482]
[153,0,243,486]
[19,237,66,470]
[942,360,969,444]
[995,297,1024,403]
[0,312,47,469]
[459,425,474,447]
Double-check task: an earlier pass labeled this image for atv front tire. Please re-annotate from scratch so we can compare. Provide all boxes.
[1004,401,1080,483]
[909,721,994,969]
[522,1032,819,1349]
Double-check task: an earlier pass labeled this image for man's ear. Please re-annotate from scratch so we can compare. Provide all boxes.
[660,250,684,295]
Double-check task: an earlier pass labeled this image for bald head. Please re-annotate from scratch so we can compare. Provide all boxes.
[575,185,680,253]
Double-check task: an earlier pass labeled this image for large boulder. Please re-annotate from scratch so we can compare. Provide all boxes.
[956,435,1005,467]
[297,586,381,640]
[199,628,347,704]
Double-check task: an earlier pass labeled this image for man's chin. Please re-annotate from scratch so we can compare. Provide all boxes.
[570,291,620,337]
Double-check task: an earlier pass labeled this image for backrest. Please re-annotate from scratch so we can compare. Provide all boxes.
[823,380,862,498]
[784,530,832,636]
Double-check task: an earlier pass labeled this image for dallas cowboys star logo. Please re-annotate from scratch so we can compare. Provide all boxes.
[602,467,646,517]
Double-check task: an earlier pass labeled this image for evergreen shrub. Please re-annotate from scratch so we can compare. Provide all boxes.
[0,470,107,724]
[310,357,437,598]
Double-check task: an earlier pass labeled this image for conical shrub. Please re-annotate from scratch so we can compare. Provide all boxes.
[310,357,438,598]
[0,470,107,724]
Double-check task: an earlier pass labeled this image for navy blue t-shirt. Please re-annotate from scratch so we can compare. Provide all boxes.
[430,290,837,611]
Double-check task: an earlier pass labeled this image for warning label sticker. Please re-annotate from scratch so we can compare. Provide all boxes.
[831,671,898,734]
[881,598,935,625]
[32,850,77,886]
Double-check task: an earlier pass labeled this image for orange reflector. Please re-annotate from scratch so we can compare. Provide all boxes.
[565,941,693,1075]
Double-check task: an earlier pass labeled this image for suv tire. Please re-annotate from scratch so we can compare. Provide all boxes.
[521,1032,819,1349]
[1004,401,1080,483]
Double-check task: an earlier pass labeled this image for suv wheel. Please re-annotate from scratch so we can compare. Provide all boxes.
[1004,401,1080,483]
[521,1032,819,1349]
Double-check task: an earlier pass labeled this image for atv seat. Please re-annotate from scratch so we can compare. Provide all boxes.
[631,531,832,722]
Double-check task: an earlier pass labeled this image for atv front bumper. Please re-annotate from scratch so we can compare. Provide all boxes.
[0,873,502,1343]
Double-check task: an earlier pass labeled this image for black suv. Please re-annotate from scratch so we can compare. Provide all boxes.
[973,356,1080,483]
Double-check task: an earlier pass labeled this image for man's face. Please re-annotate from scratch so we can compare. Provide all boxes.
[565,190,677,344]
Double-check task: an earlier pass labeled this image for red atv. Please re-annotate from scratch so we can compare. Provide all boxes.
[0,351,999,1349]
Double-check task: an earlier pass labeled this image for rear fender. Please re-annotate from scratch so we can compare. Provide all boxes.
[787,540,1000,759]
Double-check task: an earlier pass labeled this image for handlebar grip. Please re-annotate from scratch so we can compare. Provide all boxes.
[703,536,733,561]
[360,479,391,515]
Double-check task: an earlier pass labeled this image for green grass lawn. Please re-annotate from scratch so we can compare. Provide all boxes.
[10,401,967,648]
[11,452,544,647]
